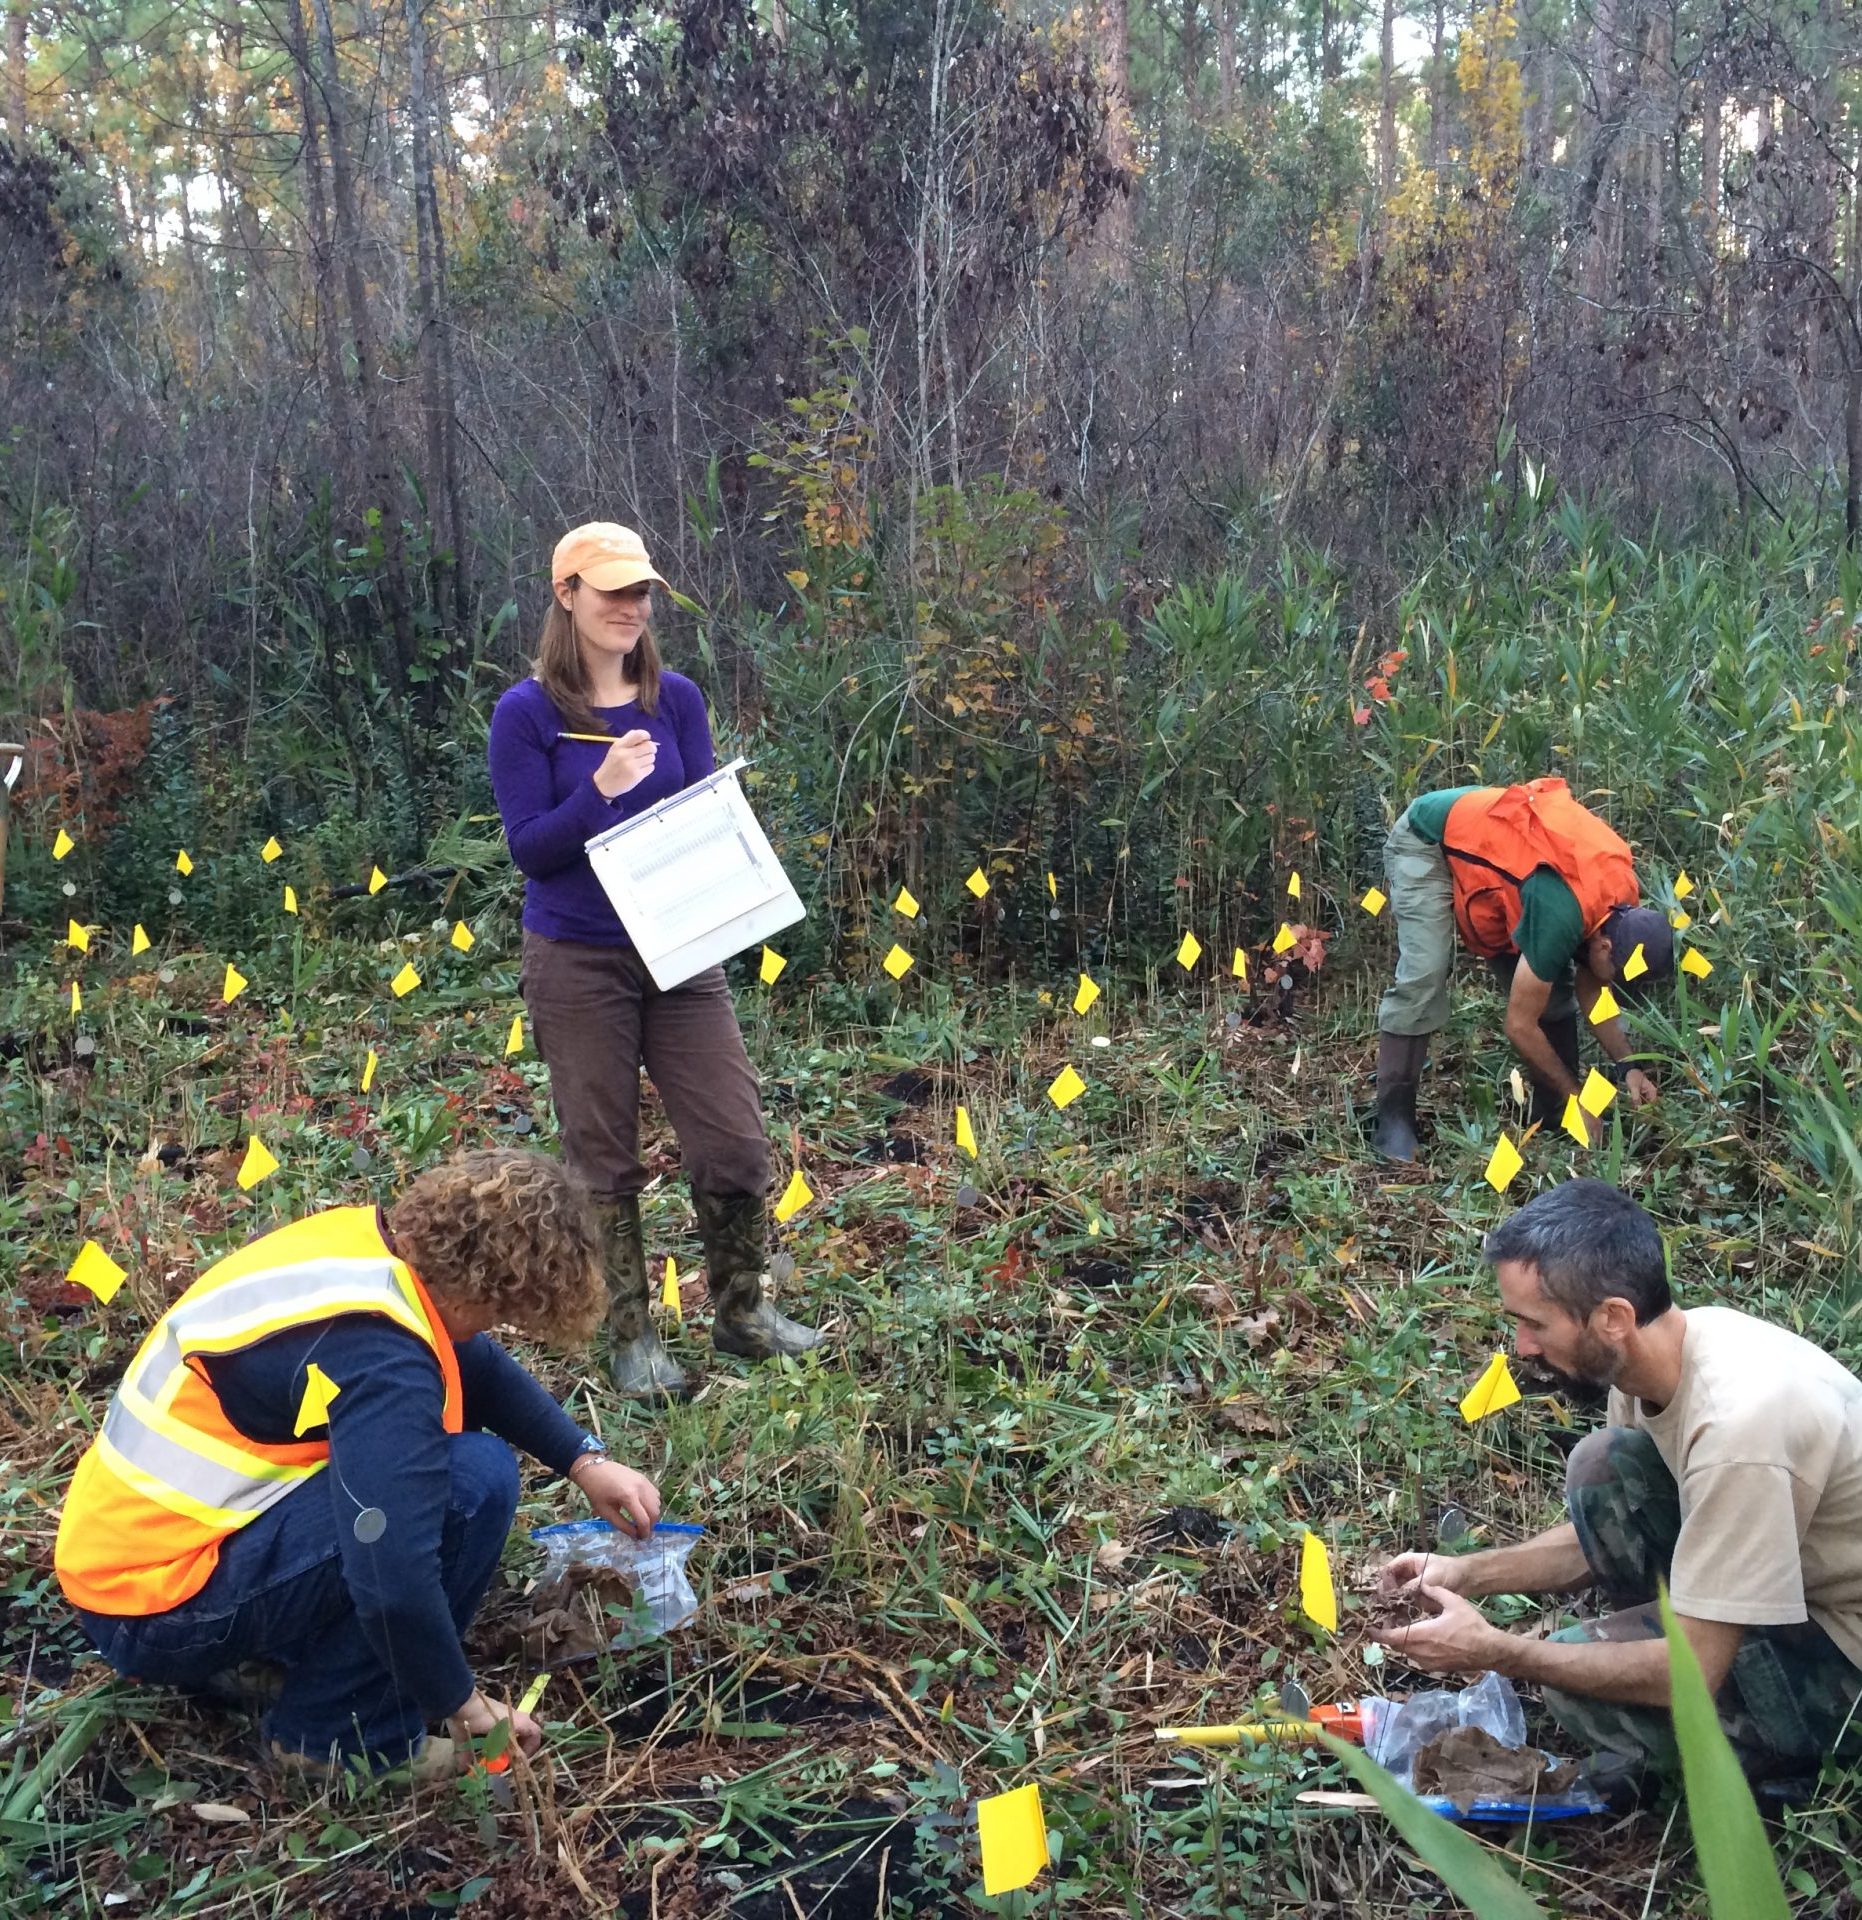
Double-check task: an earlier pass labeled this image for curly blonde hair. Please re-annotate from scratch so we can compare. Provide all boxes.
[388,1149,604,1345]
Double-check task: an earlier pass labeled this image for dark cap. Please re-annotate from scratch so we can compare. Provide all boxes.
[1600,906,1674,1000]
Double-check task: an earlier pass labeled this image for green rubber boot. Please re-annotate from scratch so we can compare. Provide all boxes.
[693,1189,827,1362]
[1373,1031,1430,1162]
[591,1195,688,1400]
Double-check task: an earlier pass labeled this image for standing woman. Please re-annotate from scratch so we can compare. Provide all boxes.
[489,522,824,1398]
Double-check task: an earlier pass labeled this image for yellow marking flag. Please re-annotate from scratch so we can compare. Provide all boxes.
[774,1169,814,1223]
[976,1782,1049,1897]
[368,866,388,894]
[66,919,89,952]
[1361,887,1387,916]
[294,1363,341,1437]
[361,1049,378,1093]
[175,849,194,876]
[451,921,475,953]
[1561,1095,1590,1145]
[1622,942,1649,982]
[1589,986,1621,1024]
[504,1014,524,1057]
[882,944,914,980]
[1671,909,1691,931]
[893,886,920,918]
[237,1135,279,1190]
[131,924,150,956]
[1073,973,1101,1014]
[391,963,420,997]
[70,982,82,1016]
[66,1241,128,1305]
[1046,871,1057,900]
[1232,947,1248,982]
[759,945,787,984]
[261,837,283,863]
[1272,923,1297,954]
[965,867,990,898]
[1460,1351,1522,1422]
[1674,871,1694,900]
[1287,871,1302,900]
[1579,1068,1616,1116]
[1048,1064,1086,1110]
[284,885,298,915]
[1176,932,1202,970]
[955,1106,978,1159]
[53,828,75,861]
[1484,1133,1524,1193]
[223,964,248,1004]
[662,1256,681,1317]
[1681,948,1713,979]
[1300,1530,1338,1633]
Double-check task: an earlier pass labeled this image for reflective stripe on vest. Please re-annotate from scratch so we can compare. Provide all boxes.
[55,1208,463,1616]
[99,1257,429,1526]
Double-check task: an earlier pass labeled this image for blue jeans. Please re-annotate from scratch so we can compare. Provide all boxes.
[75,1432,518,1766]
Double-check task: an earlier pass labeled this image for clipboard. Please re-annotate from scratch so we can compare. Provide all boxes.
[584,759,804,989]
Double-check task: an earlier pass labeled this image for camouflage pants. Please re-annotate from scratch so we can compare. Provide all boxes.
[1542,1426,1862,1777]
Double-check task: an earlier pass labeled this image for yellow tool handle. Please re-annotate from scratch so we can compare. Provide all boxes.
[1155,1719,1318,1746]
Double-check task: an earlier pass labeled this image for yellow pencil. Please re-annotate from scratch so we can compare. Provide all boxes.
[558,731,621,744]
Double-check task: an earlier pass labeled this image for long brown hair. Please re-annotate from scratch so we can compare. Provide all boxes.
[532,576,663,731]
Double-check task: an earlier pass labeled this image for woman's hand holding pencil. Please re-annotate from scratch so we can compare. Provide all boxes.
[591,728,657,799]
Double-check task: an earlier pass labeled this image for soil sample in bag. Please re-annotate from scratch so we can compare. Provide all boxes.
[1412,1725,1581,1813]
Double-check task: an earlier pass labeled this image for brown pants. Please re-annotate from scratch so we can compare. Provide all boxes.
[520,931,770,1202]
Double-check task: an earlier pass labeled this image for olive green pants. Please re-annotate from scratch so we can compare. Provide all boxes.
[1377,808,1577,1034]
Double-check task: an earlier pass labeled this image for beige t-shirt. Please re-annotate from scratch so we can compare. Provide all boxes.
[1606,1306,1862,1668]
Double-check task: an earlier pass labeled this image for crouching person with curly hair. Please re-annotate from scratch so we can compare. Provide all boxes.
[55,1148,658,1778]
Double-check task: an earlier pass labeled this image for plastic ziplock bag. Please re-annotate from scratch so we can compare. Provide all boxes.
[1364,1671,1526,1783]
[528,1517,705,1652]
[1363,1673,1602,1821]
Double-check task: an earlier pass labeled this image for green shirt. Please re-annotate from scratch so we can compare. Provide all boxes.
[1405,787,1586,980]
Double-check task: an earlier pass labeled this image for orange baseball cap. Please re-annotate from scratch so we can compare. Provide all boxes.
[551,522,668,592]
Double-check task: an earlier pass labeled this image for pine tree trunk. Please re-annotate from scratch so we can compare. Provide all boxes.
[1699,69,1722,327]
[403,0,470,638]
[1217,0,1236,114]
[5,0,26,139]
[1098,0,1135,261]
[310,0,418,692]
[1846,135,1862,546]
[1377,0,1398,223]
[284,0,358,467]
[1428,0,1448,184]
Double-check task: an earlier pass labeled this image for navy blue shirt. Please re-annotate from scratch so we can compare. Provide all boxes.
[198,1316,587,1718]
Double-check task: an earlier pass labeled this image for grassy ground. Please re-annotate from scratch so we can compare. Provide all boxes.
[5,904,1861,1920]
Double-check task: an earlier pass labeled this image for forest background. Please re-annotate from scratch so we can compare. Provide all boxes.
[4,0,1861,948]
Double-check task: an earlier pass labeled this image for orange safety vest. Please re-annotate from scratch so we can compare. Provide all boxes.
[1439,778,1640,959]
[56,1206,463,1617]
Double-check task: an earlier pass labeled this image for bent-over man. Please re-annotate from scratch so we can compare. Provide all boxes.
[1374,778,1674,1160]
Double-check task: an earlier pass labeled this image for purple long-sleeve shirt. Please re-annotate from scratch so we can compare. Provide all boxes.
[488,673,717,945]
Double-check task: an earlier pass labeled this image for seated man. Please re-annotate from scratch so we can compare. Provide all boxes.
[56,1147,661,1775]
[1374,1178,1862,1788]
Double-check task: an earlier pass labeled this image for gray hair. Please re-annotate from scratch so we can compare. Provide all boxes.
[1482,1179,1671,1325]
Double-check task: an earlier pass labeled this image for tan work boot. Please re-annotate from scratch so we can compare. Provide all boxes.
[267,1733,460,1786]
[693,1189,827,1361]
[591,1195,688,1400]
